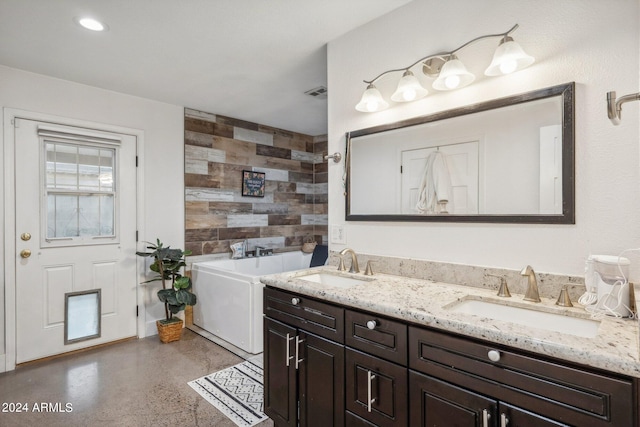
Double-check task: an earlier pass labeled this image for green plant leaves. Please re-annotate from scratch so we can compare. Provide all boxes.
[138,239,197,321]
[176,288,197,306]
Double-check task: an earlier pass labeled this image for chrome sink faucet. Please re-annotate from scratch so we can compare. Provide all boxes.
[338,248,360,273]
[520,265,541,302]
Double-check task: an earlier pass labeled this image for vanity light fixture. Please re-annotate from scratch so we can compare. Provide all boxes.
[355,24,534,112]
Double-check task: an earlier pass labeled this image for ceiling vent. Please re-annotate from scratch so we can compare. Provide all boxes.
[304,86,328,99]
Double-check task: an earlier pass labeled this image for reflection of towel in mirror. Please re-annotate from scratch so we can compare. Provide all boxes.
[416,151,452,214]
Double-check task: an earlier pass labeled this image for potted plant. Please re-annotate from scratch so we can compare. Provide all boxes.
[136,239,197,343]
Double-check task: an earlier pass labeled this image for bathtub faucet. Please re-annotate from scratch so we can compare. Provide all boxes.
[255,246,267,257]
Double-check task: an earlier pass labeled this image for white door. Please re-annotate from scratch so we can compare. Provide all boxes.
[14,119,138,364]
[401,141,479,214]
[539,125,562,214]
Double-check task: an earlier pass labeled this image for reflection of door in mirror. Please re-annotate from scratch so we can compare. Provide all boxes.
[401,141,479,214]
[539,125,562,214]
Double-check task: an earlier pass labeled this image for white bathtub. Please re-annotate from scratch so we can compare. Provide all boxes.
[192,251,313,354]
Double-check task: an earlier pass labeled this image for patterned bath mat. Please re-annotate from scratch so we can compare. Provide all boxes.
[188,360,268,427]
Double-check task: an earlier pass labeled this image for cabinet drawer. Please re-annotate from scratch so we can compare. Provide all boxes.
[264,287,344,343]
[345,309,407,365]
[409,326,633,427]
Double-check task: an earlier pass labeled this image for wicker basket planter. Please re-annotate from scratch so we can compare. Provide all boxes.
[156,318,183,343]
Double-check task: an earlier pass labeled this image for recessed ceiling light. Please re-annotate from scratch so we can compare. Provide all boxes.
[74,17,108,32]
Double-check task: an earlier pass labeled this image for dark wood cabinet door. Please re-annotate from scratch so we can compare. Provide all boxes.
[264,317,297,427]
[299,332,345,427]
[410,370,497,427]
[346,348,408,427]
[499,402,569,427]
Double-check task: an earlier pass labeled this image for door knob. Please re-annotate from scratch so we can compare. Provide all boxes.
[20,232,31,241]
[20,249,31,258]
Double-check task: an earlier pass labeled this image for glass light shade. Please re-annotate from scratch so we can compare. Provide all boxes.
[390,70,428,102]
[432,57,475,91]
[485,38,535,76]
[355,83,389,112]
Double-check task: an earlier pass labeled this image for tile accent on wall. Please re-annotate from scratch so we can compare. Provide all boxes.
[185,108,328,256]
[233,127,274,146]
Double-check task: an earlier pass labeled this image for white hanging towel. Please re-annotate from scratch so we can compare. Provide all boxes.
[416,151,452,214]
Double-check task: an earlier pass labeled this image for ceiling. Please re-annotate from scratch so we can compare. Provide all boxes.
[0,0,412,136]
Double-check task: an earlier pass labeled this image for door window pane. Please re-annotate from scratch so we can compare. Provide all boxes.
[44,141,116,241]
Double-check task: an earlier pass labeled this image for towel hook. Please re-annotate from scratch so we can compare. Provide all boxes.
[607,90,640,125]
[324,152,342,163]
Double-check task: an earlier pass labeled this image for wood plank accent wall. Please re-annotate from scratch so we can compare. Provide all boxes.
[184,108,328,256]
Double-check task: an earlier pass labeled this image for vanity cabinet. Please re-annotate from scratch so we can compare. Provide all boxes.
[264,288,345,427]
[409,371,567,426]
[344,308,408,426]
[264,286,638,427]
[409,327,635,427]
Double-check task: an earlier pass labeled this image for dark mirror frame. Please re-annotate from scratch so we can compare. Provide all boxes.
[345,82,575,224]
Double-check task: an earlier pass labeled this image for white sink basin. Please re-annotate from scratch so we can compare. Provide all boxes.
[296,273,369,289]
[446,298,601,338]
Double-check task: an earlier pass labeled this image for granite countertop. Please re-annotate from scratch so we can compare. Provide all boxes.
[260,266,640,378]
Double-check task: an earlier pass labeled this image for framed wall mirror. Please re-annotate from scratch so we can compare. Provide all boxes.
[345,82,575,224]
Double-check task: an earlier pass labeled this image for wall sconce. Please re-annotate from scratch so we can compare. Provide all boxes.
[607,90,640,125]
[355,24,534,113]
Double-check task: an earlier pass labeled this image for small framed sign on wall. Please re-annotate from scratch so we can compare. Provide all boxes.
[242,170,266,197]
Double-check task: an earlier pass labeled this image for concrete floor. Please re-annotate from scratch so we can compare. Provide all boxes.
[0,329,274,427]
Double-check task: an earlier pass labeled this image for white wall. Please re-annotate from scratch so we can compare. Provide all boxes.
[328,0,640,278]
[0,65,185,359]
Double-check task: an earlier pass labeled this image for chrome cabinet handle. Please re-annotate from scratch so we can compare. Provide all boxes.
[291,297,300,305]
[482,409,491,427]
[285,333,295,367]
[501,413,509,427]
[488,350,501,362]
[294,335,305,370]
[367,370,377,412]
[366,320,377,330]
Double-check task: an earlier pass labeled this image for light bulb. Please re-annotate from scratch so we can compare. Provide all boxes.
[499,59,518,74]
[402,89,417,101]
[78,18,106,31]
[366,101,379,112]
[445,75,460,89]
